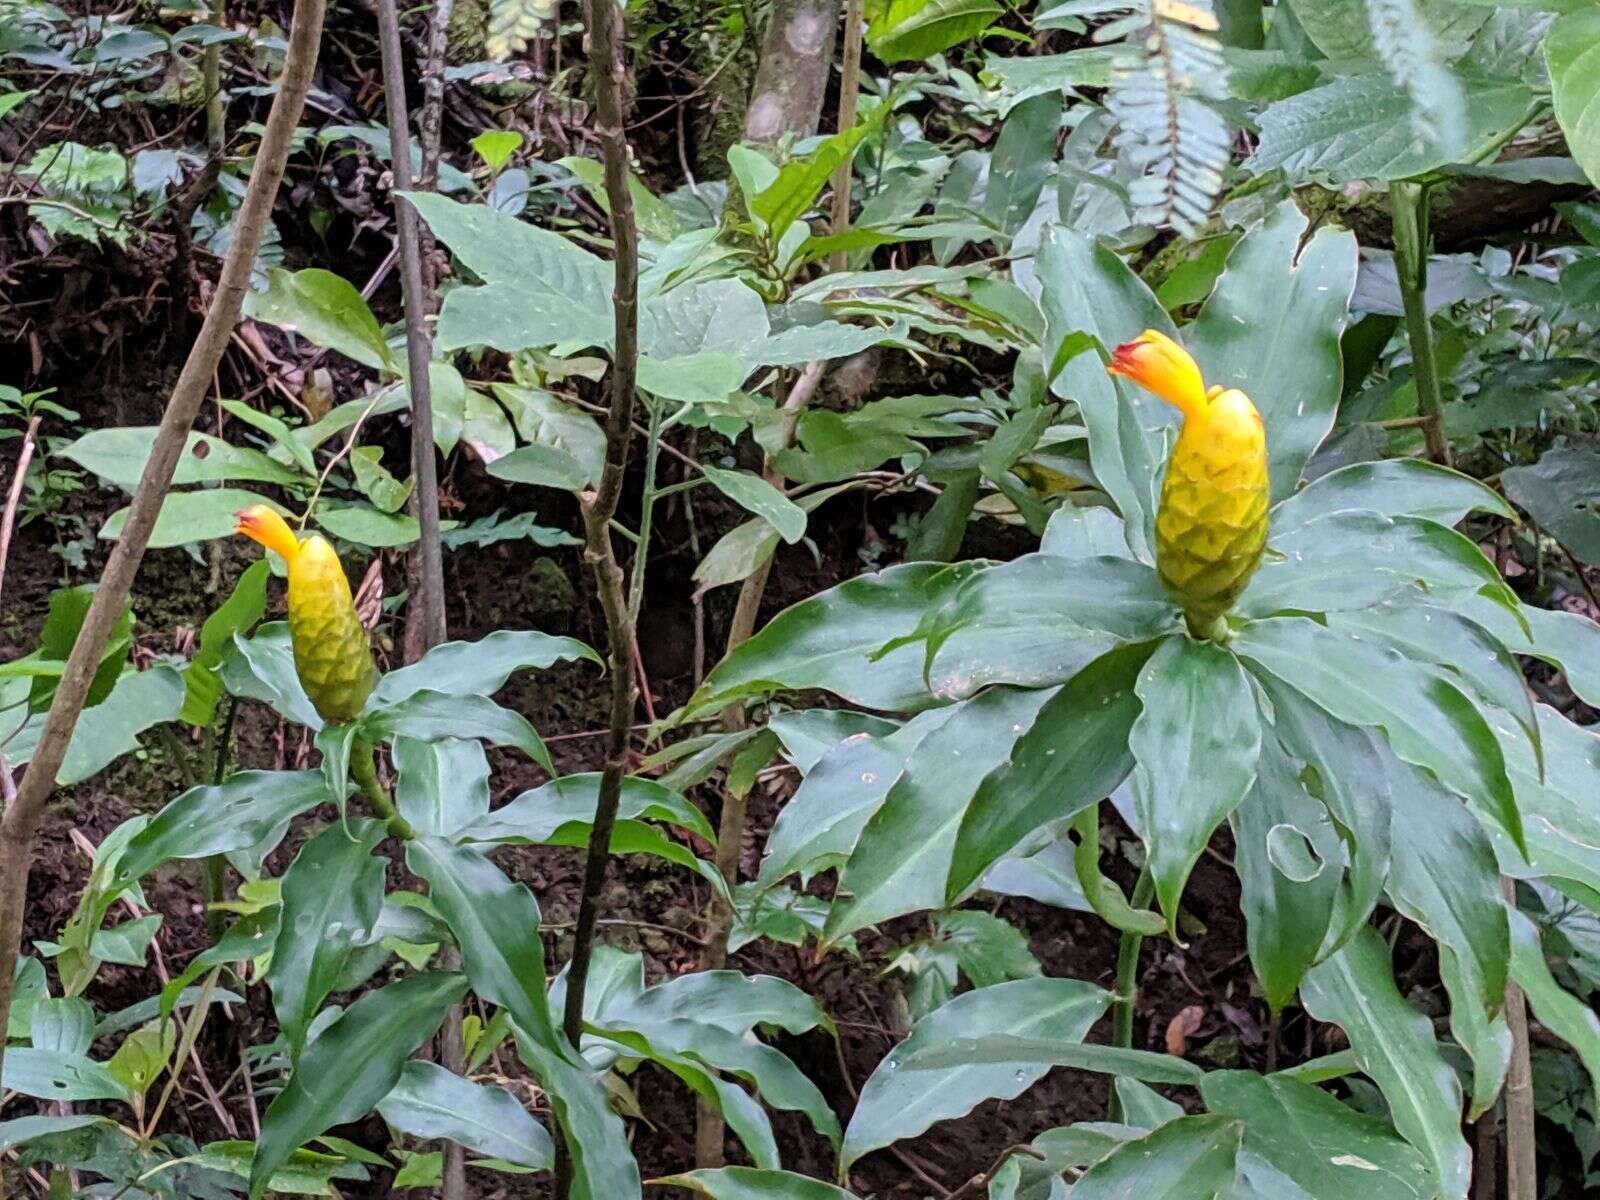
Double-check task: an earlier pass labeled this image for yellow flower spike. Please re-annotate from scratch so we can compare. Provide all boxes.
[235,505,377,723]
[1107,331,1270,636]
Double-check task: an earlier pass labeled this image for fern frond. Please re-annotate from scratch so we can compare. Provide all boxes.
[486,0,556,61]
[1364,0,1467,157]
[1105,0,1230,238]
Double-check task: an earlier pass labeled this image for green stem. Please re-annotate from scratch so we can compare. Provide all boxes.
[1389,180,1452,466]
[1112,868,1155,1053]
[350,737,415,840]
[626,397,664,628]
[201,697,239,938]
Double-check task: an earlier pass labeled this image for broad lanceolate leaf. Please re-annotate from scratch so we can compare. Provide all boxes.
[404,838,641,1200]
[757,708,952,889]
[1492,707,1600,908]
[0,1048,132,1102]
[243,267,395,372]
[655,1167,859,1200]
[1235,616,1524,855]
[392,736,491,838]
[1245,71,1535,184]
[866,0,1004,63]
[948,642,1151,899]
[1131,637,1262,931]
[250,972,467,1199]
[267,820,386,1060]
[1272,458,1512,534]
[221,622,323,729]
[358,691,553,773]
[62,428,303,492]
[1263,680,1391,957]
[461,773,714,845]
[182,559,270,725]
[1509,909,1600,1111]
[670,562,982,726]
[1039,226,1179,562]
[371,629,599,707]
[700,467,807,544]
[116,770,328,884]
[1187,201,1357,502]
[1300,927,1470,1200]
[915,554,1173,697]
[825,687,1056,941]
[839,977,1110,1171]
[378,1060,554,1169]
[1230,737,1343,1012]
[1383,753,1510,1118]
[1198,1071,1434,1200]
[1547,9,1600,188]
[1069,1114,1241,1200]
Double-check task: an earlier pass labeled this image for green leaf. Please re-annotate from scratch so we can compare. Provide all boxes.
[1274,458,1513,532]
[1132,638,1262,931]
[671,562,983,725]
[1509,909,1600,1112]
[195,1140,369,1195]
[30,997,93,1055]
[749,121,877,236]
[655,1167,859,1200]
[839,977,1110,1171]
[117,769,328,884]
[350,446,412,513]
[1187,202,1357,502]
[404,839,641,1200]
[1547,9,1600,187]
[101,489,288,549]
[701,467,806,544]
[358,691,553,773]
[1235,615,1525,855]
[1241,510,1516,619]
[312,501,421,548]
[105,1020,175,1098]
[0,1114,114,1153]
[757,708,951,889]
[372,629,598,707]
[250,972,467,1200]
[1198,1071,1434,1200]
[181,558,270,725]
[1039,225,1178,561]
[825,687,1056,941]
[1492,707,1600,913]
[0,1047,133,1102]
[1300,927,1470,1200]
[244,267,395,372]
[1383,752,1510,1118]
[267,820,386,1059]
[984,91,1062,238]
[866,0,1004,63]
[56,665,184,785]
[462,772,714,845]
[392,737,491,838]
[1502,446,1600,564]
[471,129,523,172]
[378,1061,553,1169]
[913,554,1172,697]
[949,642,1150,899]
[220,622,323,729]
[62,428,303,492]
[1231,736,1343,1012]
[1070,1115,1241,1200]
[1246,72,1535,184]
[905,469,979,562]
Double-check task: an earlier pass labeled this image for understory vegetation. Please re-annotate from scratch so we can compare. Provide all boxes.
[4,0,1600,1197]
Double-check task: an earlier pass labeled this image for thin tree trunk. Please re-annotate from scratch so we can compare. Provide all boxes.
[0,0,327,1086]
[742,0,838,146]
[1501,876,1537,1200]
[553,1,640,1194]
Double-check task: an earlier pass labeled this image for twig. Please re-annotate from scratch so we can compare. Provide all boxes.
[0,414,41,615]
[555,0,640,1194]
[1501,875,1536,1200]
[0,0,328,1086]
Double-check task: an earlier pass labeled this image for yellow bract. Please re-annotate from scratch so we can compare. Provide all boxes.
[235,505,377,724]
[1108,331,1269,632]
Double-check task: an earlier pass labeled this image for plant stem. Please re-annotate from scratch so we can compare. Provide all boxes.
[350,738,415,840]
[1501,875,1537,1200]
[201,696,240,939]
[626,398,664,628]
[0,0,326,1089]
[1112,868,1155,1052]
[556,1,640,1194]
[0,414,41,616]
[828,0,865,273]
[1389,180,1452,466]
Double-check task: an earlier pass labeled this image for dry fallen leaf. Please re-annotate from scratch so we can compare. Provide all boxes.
[1165,1004,1205,1057]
